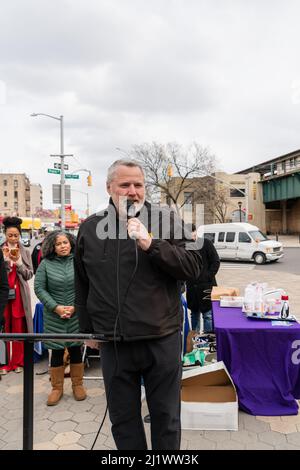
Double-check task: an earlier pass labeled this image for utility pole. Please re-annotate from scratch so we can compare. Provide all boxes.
[244,175,250,222]
[59,116,65,230]
[31,113,69,230]
[71,189,90,217]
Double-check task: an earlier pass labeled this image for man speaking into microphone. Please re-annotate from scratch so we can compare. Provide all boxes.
[74,159,201,450]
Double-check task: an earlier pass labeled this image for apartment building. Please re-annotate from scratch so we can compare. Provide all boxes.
[30,183,43,215]
[160,171,266,231]
[0,173,31,217]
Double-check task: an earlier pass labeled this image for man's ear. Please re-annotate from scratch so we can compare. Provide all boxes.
[106,182,111,195]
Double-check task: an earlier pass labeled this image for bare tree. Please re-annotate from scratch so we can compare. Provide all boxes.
[208,186,229,223]
[131,142,216,214]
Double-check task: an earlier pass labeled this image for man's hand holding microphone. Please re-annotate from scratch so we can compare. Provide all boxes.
[127,218,152,251]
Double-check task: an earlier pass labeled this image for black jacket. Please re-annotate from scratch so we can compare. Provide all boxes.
[74,201,202,341]
[186,237,220,313]
[31,241,43,274]
[0,250,9,327]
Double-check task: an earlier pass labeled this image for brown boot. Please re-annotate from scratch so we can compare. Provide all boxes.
[47,366,65,406]
[70,363,87,401]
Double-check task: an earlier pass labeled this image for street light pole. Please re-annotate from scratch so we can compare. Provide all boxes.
[86,192,90,216]
[244,175,250,222]
[238,201,242,222]
[115,147,130,157]
[31,113,66,229]
[59,115,66,230]
[71,189,89,217]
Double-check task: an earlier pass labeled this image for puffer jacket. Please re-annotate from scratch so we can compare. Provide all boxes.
[34,253,81,350]
[74,200,202,341]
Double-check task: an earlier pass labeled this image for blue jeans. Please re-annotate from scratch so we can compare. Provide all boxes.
[191,309,213,333]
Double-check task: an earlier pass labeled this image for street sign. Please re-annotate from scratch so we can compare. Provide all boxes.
[65,174,79,179]
[54,163,69,170]
[48,168,60,175]
[52,184,71,204]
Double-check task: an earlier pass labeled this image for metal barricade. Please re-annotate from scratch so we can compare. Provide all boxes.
[0,333,106,450]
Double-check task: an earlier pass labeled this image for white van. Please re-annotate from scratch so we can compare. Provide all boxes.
[197,223,283,264]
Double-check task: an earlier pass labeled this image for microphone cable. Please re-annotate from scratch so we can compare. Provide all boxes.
[91,231,139,450]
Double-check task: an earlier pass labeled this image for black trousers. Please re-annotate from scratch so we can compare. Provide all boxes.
[50,346,82,367]
[101,330,182,450]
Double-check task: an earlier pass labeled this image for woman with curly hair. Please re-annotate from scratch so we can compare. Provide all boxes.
[0,216,33,375]
[34,230,86,405]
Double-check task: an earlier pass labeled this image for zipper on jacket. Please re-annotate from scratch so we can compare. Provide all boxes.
[115,233,124,338]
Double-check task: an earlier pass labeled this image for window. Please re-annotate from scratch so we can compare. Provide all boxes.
[14,191,18,199]
[183,192,193,212]
[14,180,18,187]
[4,202,7,207]
[4,191,7,197]
[225,232,235,242]
[218,232,225,242]
[3,179,7,186]
[249,230,268,242]
[239,232,251,243]
[204,232,215,243]
[14,202,18,210]
[230,188,245,198]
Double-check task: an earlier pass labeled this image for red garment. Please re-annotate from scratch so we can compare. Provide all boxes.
[37,248,42,267]
[0,261,26,372]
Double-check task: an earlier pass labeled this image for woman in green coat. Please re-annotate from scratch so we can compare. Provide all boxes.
[34,230,86,406]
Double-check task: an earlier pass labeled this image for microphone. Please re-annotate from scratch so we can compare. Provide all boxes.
[127,200,137,240]
[126,199,136,219]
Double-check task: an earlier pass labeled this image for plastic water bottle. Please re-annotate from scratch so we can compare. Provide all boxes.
[280,295,289,319]
[244,284,256,312]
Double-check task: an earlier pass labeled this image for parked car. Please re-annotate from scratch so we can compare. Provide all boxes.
[21,231,31,247]
[197,222,283,265]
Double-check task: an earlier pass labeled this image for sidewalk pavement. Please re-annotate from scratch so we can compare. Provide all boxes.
[0,265,300,451]
[1,352,300,451]
[268,234,300,248]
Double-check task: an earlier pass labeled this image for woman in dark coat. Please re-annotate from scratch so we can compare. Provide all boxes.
[34,230,86,406]
[186,229,220,333]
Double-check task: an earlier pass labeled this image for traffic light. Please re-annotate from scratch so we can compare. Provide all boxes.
[87,174,92,186]
[167,164,173,177]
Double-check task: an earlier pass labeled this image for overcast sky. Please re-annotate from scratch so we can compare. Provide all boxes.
[1,0,300,216]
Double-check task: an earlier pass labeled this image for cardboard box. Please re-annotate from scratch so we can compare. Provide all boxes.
[181,361,238,431]
[211,286,240,300]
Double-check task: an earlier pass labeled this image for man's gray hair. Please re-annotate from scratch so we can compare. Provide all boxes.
[106,159,145,184]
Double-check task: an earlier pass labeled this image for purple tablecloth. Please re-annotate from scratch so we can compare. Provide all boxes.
[213,301,300,416]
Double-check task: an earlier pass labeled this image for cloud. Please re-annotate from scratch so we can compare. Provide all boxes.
[1,0,300,213]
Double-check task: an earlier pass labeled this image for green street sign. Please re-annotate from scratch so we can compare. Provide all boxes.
[65,174,79,179]
[48,168,61,174]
